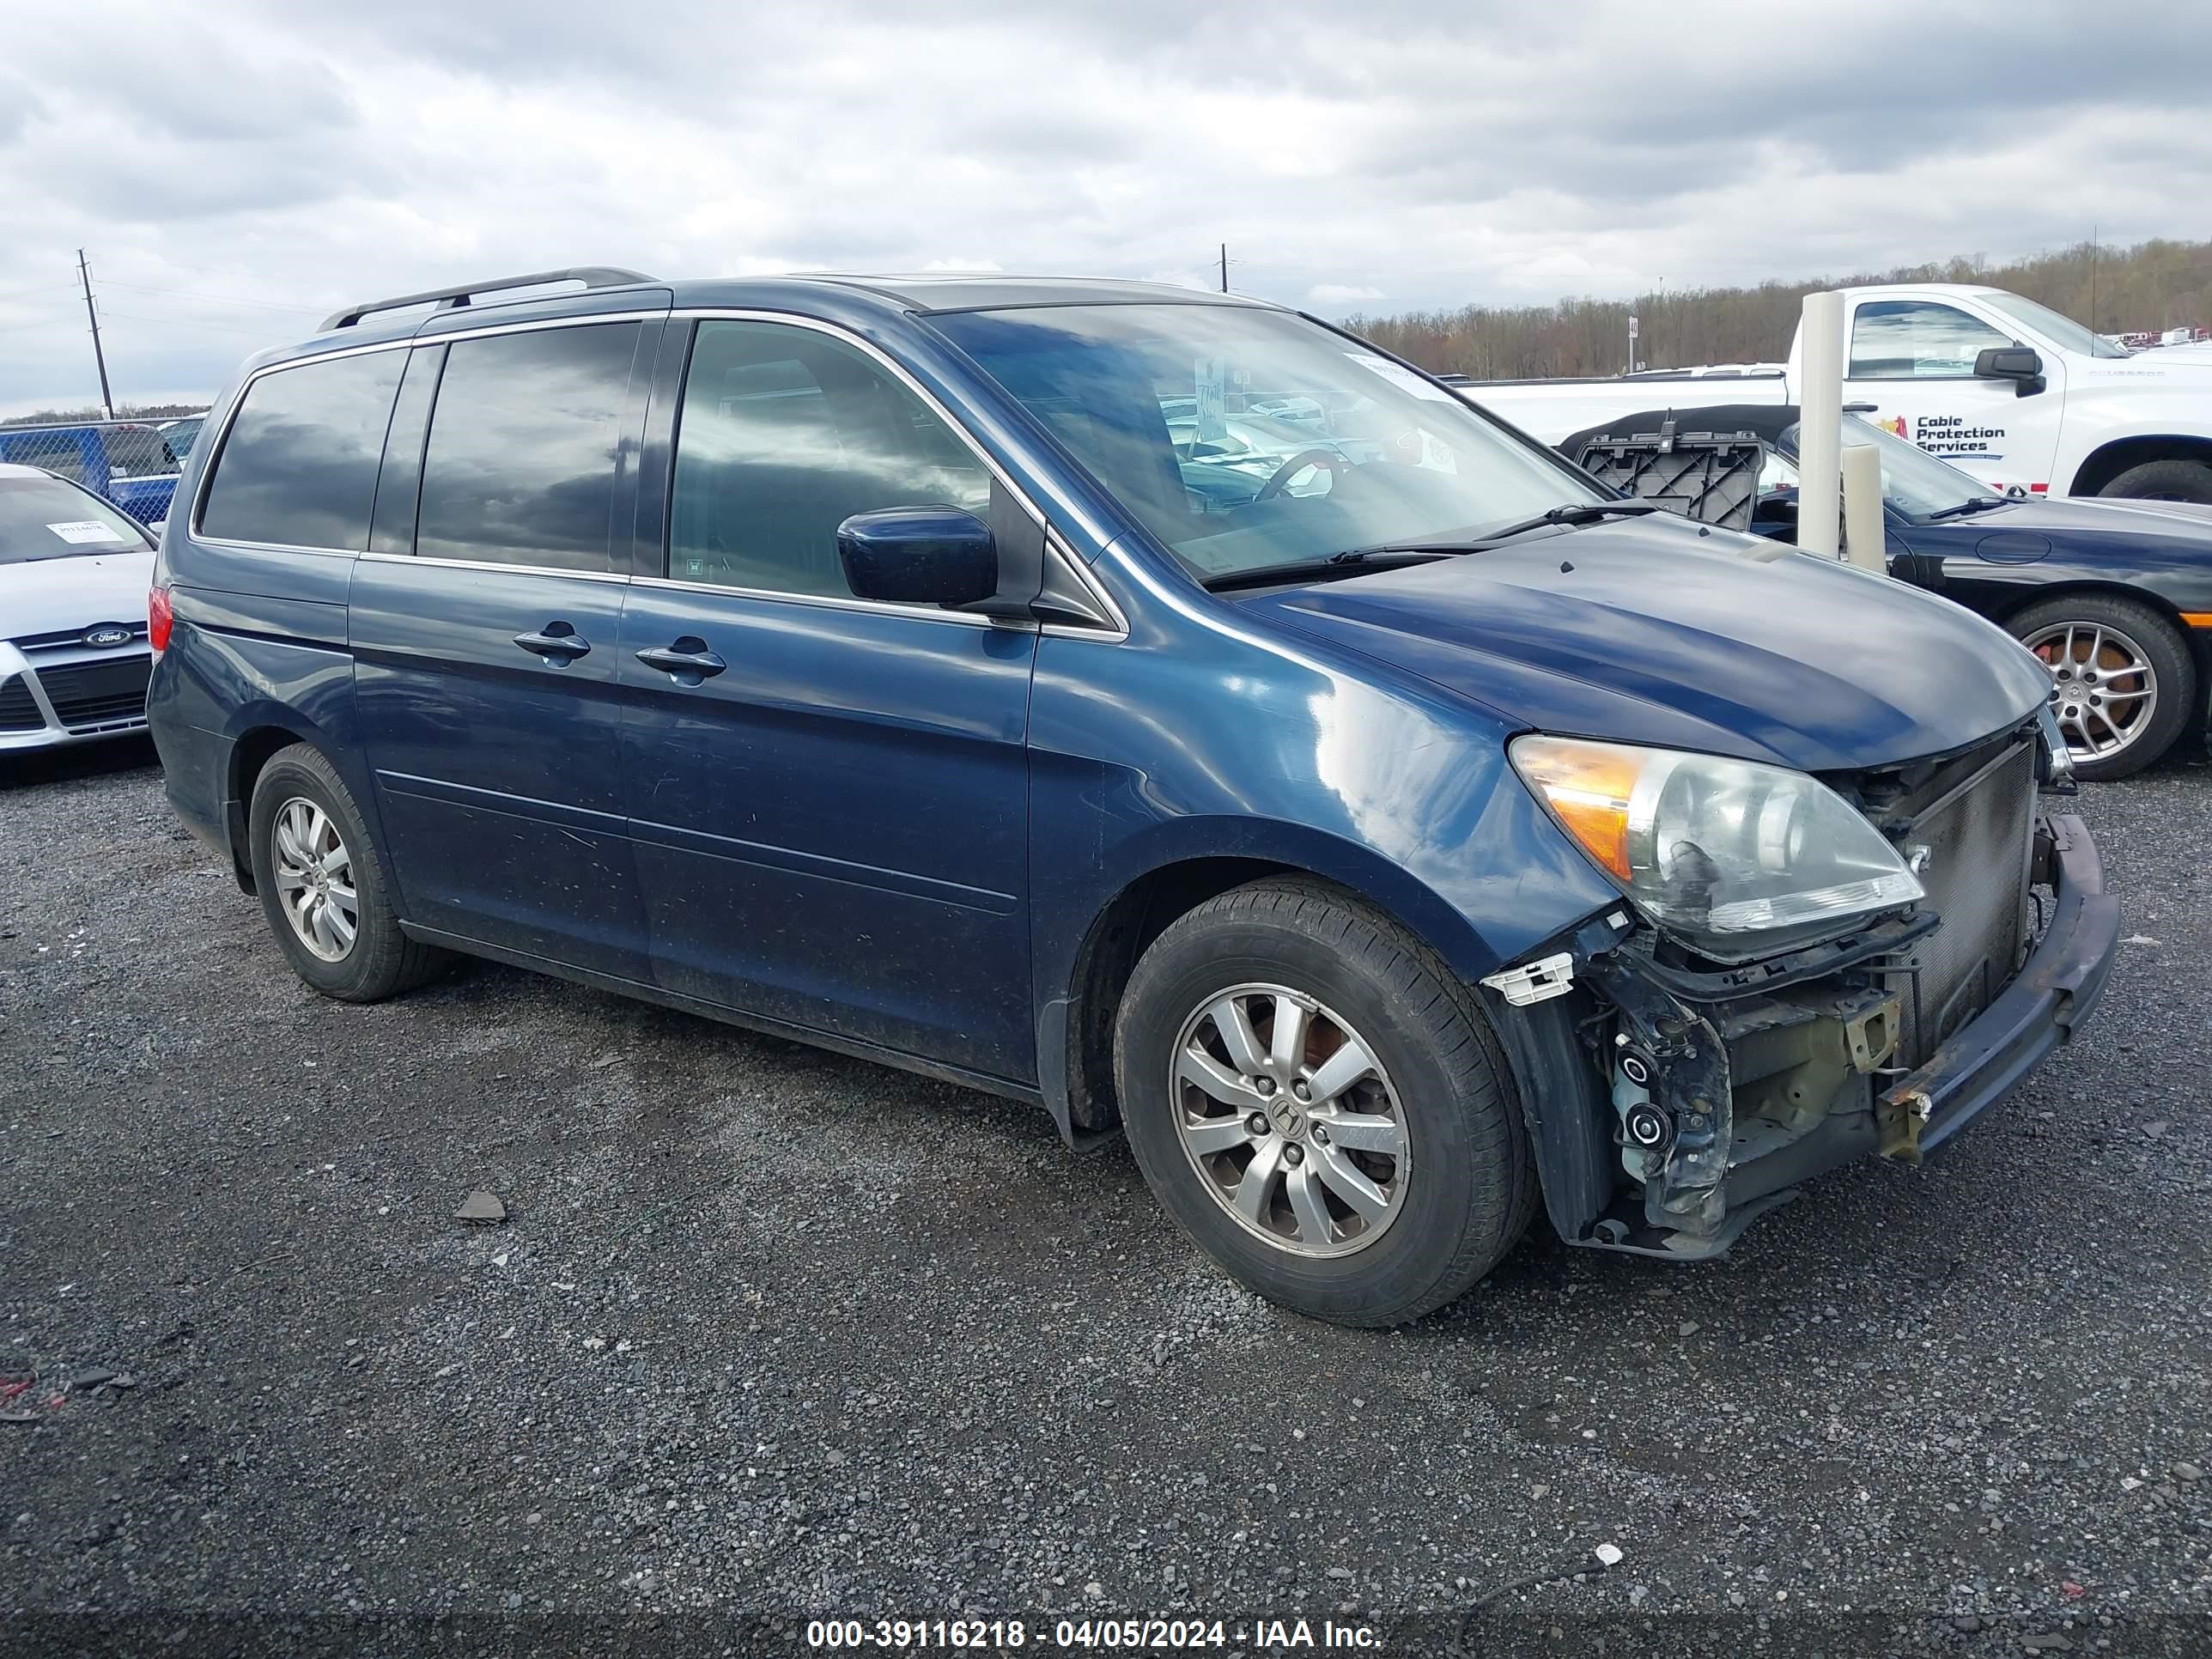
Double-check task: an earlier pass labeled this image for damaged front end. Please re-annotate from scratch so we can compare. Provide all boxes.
[1482,720,2120,1260]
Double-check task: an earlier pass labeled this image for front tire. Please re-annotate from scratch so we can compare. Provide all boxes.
[1114,878,1536,1327]
[246,743,447,1000]
[2007,593,2197,781]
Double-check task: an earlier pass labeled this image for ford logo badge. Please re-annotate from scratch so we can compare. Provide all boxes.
[84,626,131,648]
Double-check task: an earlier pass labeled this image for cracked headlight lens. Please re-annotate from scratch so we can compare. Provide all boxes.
[1510,735,1925,959]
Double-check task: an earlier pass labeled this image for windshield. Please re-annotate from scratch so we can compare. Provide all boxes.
[1980,290,2132,359]
[931,302,1597,580]
[1780,416,1990,517]
[0,475,154,563]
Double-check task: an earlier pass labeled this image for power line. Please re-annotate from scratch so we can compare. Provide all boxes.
[100,278,325,314]
[0,276,78,302]
[98,309,289,339]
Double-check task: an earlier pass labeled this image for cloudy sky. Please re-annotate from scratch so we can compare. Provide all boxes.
[2,0,2205,412]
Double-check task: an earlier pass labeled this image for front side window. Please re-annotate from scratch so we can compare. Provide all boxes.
[414,322,645,571]
[1848,301,2013,379]
[0,474,153,563]
[198,350,405,548]
[931,302,1594,584]
[665,320,992,596]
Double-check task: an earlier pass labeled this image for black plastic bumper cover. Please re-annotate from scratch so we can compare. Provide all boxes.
[1883,813,2118,1156]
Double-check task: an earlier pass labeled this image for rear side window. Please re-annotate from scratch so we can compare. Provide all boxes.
[199,351,406,549]
[412,323,644,572]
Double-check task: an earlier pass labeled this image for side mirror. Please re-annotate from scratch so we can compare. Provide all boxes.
[1974,345,2045,396]
[837,506,998,607]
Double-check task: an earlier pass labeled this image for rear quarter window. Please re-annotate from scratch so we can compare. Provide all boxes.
[198,350,406,550]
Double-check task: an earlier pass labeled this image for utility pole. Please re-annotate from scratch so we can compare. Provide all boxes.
[1219,244,1228,295]
[2088,224,2098,334]
[77,249,115,421]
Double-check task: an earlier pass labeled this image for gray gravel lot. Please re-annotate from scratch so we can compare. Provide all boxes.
[3,737,2209,1656]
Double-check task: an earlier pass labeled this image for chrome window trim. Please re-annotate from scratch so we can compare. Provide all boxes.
[358,550,631,584]
[669,307,1128,639]
[184,534,357,560]
[632,573,1005,628]
[188,303,1132,639]
[188,310,668,551]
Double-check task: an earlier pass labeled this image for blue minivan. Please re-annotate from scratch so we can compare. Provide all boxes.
[149,269,2119,1324]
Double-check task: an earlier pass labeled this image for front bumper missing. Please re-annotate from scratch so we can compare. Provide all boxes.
[1489,813,2118,1261]
[1877,813,2118,1162]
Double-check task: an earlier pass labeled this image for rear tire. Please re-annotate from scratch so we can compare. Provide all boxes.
[1114,878,1536,1327]
[2006,593,2197,781]
[2098,458,2212,504]
[246,743,447,1000]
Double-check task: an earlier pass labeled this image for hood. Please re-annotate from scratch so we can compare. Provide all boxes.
[1242,513,2051,773]
[1,549,156,643]
[2133,342,2212,369]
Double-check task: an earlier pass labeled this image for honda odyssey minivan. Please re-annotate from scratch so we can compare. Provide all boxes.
[149,268,2118,1324]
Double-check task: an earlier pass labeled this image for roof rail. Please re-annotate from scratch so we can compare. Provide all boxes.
[319,267,656,331]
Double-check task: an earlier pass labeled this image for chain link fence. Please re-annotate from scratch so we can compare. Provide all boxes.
[0,413,207,530]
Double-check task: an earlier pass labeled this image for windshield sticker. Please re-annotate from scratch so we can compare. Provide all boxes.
[46,520,122,544]
[1342,351,1456,404]
[1193,356,1230,442]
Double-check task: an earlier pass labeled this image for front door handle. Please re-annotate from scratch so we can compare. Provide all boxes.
[514,624,590,663]
[635,639,727,682]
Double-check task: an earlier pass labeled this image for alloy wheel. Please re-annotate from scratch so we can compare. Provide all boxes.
[271,797,359,962]
[2022,620,2160,766]
[1168,983,1411,1258]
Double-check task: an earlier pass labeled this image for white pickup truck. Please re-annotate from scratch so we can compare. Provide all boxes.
[1455,283,2212,504]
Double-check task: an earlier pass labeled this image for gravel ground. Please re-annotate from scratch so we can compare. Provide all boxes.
[3,736,2209,1657]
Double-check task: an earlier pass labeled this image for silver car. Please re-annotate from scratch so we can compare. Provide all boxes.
[0,464,158,751]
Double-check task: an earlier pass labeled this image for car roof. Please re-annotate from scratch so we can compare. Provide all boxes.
[1838,283,2012,301]
[0,461,60,480]
[785,274,1269,313]
[250,270,1280,380]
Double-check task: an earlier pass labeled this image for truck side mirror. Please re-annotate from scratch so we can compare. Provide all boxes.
[1974,346,2045,397]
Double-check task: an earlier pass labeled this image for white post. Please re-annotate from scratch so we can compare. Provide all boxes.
[1841,443,1887,573]
[1796,290,1844,560]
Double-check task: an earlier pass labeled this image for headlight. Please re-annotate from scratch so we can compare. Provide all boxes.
[1510,735,1924,959]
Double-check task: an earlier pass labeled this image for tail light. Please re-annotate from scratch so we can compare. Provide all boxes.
[149,583,173,657]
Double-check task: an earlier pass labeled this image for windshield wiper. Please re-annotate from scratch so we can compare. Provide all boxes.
[1925,495,2013,520]
[1200,502,1663,593]
[1319,501,1665,568]
[1200,549,1455,592]
[1464,500,1662,542]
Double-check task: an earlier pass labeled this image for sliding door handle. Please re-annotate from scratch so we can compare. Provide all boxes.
[636,640,727,682]
[514,626,590,662]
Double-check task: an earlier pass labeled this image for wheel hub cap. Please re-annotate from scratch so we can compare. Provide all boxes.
[1169,983,1412,1259]
[271,796,359,963]
[2023,620,2158,763]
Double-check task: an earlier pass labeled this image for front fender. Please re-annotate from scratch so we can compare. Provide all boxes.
[2055,396,2212,494]
[1026,601,1621,1021]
